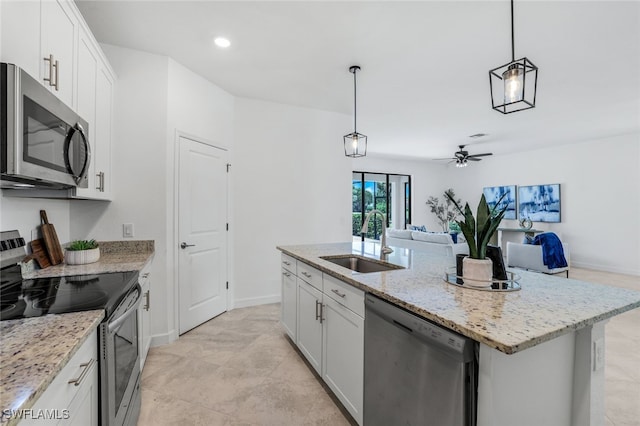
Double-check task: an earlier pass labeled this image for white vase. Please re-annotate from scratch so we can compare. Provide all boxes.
[463,257,493,288]
[65,247,100,265]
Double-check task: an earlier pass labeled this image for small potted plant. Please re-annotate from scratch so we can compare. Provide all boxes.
[65,239,100,265]
[446,193,508,287]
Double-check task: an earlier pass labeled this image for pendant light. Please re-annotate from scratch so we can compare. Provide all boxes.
[344,65,367,157]
[489,0,538,114]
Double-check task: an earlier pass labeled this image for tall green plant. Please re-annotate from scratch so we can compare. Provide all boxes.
[446,193,508,259]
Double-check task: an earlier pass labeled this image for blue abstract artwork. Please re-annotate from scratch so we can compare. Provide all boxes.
[483,185,516,219]
[518,184,561,223]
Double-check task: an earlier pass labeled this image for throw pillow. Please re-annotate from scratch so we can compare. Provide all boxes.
[387,229,413,240]
[406,224,427,232]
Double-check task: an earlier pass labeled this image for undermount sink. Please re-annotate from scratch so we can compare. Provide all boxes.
[320,255,404,273]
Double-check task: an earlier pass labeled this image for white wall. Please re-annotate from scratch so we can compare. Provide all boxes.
[70,44,172,341]
[232,98,352,307]
[0,197,71,243]
[446,133,640,276]
[353,155,449,232]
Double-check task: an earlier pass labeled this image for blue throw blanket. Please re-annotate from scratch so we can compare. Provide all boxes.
[533,233,568,269]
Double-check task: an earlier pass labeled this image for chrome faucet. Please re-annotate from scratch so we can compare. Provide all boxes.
[361,209,394,260]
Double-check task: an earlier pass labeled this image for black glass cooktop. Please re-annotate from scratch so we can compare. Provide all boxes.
[0,265,139,321]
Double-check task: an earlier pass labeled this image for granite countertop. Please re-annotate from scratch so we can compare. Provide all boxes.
[0,311,104,425]
[22,240,154,279]
[277,241,640,355]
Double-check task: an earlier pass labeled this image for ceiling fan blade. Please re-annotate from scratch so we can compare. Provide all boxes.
[433,157,456,161]
[467,153,492,158]
[468,157,482,161]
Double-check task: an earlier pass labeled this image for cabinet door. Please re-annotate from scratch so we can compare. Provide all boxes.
[93,67,113,199]
[323,296,364,425]
[0,1,41,79]
[297,279,323,374]
[74,26,98,198]
[281,269,297,341]
[41,0,77,107]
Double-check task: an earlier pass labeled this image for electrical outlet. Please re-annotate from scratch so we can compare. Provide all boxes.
[594,338,605,371]
[123,223,134,238]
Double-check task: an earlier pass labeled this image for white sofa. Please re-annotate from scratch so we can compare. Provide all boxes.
[386,229,469,257]
[506,241,571,277]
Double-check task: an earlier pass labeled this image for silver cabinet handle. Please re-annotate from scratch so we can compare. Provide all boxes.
[282,271,291,277]
[96,172,105,192]
[68,359,95,387]
[283,261,291,266]
[331,288,346,298]
[315,300,321,321]
[319,303,324,324]
[180,242,195,249]
[144,290,150,311]
[301,271,312,278]
[43,54,54,87]
[141,272,150,279]
[53,58,59,90]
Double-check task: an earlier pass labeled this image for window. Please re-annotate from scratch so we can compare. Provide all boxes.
[352,171,411,241]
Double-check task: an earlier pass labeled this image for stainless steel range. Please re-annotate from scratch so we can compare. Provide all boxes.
[0,230,142,426]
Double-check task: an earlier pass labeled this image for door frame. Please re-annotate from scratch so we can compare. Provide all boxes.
[172,130,231,340]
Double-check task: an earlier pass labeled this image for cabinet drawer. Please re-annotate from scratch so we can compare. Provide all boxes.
[23,329,98,425]
[281,253,297,275]
[297,261,323,290]
[323,275,364,317]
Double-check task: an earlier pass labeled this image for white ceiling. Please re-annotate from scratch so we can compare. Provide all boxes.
[76,0,640,160]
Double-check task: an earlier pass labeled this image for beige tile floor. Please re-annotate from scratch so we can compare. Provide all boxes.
[138,268,639,426]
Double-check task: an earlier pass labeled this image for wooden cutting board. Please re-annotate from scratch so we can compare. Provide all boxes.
[30,239,52,268]
[40,210,64,265]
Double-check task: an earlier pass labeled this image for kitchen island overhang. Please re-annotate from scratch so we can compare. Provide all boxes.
[277,241,640,426]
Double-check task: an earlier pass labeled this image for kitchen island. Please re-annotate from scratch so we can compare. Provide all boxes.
[277,241,640,426]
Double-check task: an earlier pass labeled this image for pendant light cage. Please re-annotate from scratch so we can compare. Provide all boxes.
[489,0,538,114]
[344,65,367,158]
[489,57,538,114]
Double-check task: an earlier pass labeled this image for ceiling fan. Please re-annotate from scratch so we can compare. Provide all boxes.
[435,145,493,167]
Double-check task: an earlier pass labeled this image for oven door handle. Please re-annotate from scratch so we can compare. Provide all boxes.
[108,284,142,333]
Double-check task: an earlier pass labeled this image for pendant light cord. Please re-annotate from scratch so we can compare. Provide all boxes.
[353,68,358,133]
[511,0,515,61]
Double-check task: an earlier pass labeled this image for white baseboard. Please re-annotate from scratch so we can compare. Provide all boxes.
[150,330,177,348]
[571,261,640,277]
[232,294,281,309]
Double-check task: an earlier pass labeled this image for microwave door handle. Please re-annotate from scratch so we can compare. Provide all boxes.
[74,123,91,183]
[108,285,142,333]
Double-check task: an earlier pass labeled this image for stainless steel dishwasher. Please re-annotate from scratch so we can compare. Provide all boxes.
[364,293,477,426]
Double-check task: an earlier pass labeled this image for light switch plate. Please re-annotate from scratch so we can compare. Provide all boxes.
[123,223,134,238]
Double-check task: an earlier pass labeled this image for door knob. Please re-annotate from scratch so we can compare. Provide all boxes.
[180,242,195,249]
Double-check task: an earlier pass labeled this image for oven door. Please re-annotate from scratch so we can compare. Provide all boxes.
[100,284,142,426]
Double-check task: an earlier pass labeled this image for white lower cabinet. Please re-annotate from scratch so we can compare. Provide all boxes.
[322,296,364,425]
[280,254,364,425]
[23,329,99,426]
[296,279,323,375]
[281,268,297,341]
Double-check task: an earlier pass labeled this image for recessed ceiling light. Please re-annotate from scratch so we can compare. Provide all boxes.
[214,37,231,48]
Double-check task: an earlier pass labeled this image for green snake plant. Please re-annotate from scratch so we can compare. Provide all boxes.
[445,192,509,260]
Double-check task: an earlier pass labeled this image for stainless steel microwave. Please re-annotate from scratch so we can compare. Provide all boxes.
[1,63,90,189]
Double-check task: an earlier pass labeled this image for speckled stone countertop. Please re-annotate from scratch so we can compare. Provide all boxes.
[0,311,104,425]
[23,240,154,279]
[277,242,640,355]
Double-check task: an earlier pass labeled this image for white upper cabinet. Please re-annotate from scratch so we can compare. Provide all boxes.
[0,1,41,79]
[1,0,115,201]
[41,0,78,107]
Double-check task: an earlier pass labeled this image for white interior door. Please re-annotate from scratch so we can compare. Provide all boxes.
[178,136,228,334]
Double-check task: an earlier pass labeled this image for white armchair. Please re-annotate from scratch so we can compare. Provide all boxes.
[506,241,570,277]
